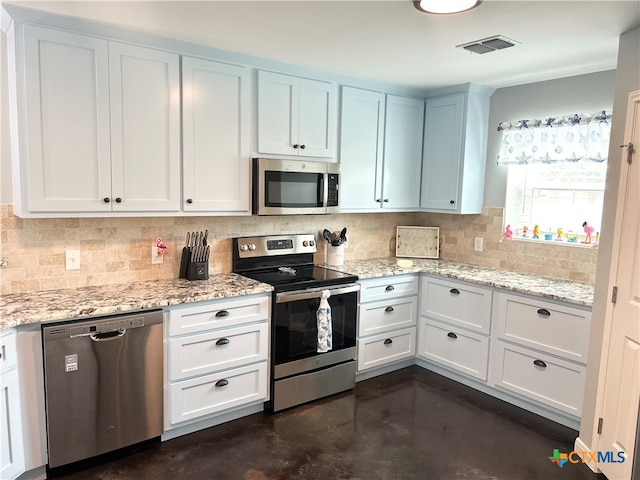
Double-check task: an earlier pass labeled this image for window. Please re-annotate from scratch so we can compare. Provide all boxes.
[498,111,611,245]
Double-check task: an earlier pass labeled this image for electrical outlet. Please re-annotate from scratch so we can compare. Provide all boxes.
[474,237,484,252]
[151,246,164,264]
[65,250,81,270]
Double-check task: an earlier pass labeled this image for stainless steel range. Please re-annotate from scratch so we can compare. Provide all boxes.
[232,233,359,412]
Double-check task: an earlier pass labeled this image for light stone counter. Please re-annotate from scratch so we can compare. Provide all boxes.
[324,258,594,307]
[0,274,273,330]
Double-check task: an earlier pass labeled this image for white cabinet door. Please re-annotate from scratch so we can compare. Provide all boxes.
[382,95,424,209]
[22,25,112,213]
[257,71,335,158]
[339,86,385,210]
[420,93,464,211]
[182,57,250,213]
[109,42,181,212]
[0,330,25,480]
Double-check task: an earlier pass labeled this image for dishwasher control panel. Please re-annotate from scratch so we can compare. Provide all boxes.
[43,310,163,339]
[69,316,145,337]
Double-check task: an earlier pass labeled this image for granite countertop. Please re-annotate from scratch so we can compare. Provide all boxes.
[324,258,594,307]
[0,273,273,330]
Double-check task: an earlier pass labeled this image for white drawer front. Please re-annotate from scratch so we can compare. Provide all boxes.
[418,319,489,380]
[169,362,268,425]
[358,297,418,337]
[357,327,416,372]
[168,295,270,336]
[0,329,17,373]
[495,293,591,363]
[169,323,268,381]
[421,277,492,334]
[492,341,585,417]
[359,275,419,303]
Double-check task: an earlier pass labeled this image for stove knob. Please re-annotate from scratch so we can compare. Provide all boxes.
[303,241,309,247]
[248,244,257,251]
[309,240,315,247]
[239,244,249,252]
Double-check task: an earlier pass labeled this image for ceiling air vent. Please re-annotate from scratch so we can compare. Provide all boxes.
[456,35,519,55]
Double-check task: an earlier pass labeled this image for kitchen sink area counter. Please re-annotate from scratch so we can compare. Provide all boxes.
[0,274,273,330]
[325,258,594,307]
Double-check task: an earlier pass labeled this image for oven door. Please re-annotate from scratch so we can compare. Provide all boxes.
[273,284,359,372]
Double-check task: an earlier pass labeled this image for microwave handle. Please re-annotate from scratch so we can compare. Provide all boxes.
[320,173,328,208]
[276,284,360,303]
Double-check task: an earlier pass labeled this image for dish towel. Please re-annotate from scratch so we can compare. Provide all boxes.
[317,290,333,353]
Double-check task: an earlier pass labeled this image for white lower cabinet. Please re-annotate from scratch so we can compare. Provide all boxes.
[357,275,418,377]
[165,294,270,435]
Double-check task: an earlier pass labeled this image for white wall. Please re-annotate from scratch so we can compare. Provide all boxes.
[484,70,617,207]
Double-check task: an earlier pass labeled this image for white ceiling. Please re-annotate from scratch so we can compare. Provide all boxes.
[7,0,640,90]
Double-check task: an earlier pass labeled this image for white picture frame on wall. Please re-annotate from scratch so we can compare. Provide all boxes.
[396,226,440,259]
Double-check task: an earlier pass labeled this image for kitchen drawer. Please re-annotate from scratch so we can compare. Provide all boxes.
[418,318,489,381]
[357,327,416,372]
[420,277,492,334]
[169,362,268,425]
[359,275,419,303]
[494,293,591,363]
[169,322,268,381]
[0,329,17,373]
[168,294,270,336]
[491,341,585,417]
[358,296,418,337]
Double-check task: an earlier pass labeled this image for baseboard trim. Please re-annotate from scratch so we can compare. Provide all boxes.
[574,436,599,473]
[356,358,416,382]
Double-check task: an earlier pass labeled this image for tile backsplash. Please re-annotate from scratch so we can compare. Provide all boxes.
[0,205,597,294]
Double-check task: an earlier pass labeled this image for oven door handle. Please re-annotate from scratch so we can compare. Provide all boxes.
[276,283,360,303]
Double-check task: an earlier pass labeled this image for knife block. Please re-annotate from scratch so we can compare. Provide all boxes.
[179,247,209,280]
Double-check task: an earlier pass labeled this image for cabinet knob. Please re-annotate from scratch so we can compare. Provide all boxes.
[449,288,460,295]
[376,199,382,203]
[103,197,111,203]
[215,338,230,346]
[533,359,547,368]
[293,144,299,149]
[447,332,458,339]
[300,144,306,149]
[450,200,455,204]
[383,338,393,345]
[385,285,395,291]
[216,310,230,318]
[537,308,551,317]
[385,306,394,312]
[215,379,229,388]
[186,198,193,204]
[115,197,122,203]
[383,199,389,203]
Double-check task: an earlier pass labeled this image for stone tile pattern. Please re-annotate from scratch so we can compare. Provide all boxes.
[0,205,597,295]
[0,273,273,330]
[325,258,594,307]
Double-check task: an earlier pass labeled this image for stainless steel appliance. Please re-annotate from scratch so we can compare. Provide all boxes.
[42,310,163,468]
[252,157,340,215]
[233,234,359,411]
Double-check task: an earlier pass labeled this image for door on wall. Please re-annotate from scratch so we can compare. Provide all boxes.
[597,90,640,480]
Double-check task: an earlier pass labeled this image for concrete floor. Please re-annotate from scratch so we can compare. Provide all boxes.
[51,366,606,480]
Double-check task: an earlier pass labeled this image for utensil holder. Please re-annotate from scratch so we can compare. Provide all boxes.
[179,247,209,280]
[326,244,345,266]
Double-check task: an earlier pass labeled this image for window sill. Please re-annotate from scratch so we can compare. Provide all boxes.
[505,237,599,249]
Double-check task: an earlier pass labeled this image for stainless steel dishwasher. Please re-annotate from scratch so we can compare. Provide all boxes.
[42,309,163,468]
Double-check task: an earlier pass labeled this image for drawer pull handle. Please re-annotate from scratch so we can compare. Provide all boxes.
[383,338,393,345]
[447,332,458,339]
[385,285,395,291]
[215,338,230,346]
[533,359,547,368]
[385,306,394,312]
[215,310,230,318]
[537,308,551,317]
[215,379,229,388]
[449,288,460,295]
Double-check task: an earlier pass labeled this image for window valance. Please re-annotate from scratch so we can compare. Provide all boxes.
[496,110,612,166]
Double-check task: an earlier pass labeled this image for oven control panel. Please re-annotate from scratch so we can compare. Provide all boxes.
[234,234,317,258]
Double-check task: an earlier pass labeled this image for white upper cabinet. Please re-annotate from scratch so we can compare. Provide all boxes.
[182,57,251,214]
[108,42,181,212]
[14,26,181,215]
[339,89,424,212]
[339,86,385,211]
[420,85,494,214]
[382,95,424,210]
[257,71,336,158]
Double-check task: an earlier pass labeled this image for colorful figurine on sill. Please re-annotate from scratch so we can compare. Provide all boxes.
[567,232,579,243]
[500,224,513,243]
[582,221,595,244]
[521,225,529,237]
[555,227,564,241]
[532,224,540,239]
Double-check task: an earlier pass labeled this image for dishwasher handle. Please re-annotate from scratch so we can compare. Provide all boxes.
[90,329,127,342]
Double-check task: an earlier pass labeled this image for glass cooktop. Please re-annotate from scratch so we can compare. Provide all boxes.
[241,265,358,292]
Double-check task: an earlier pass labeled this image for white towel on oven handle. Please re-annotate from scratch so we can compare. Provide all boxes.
[317,290,333,353]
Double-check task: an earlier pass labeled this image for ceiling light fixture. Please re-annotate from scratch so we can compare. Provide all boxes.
[413,0,482,14]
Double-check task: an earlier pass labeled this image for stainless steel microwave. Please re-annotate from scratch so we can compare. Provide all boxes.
[252,158,340,215]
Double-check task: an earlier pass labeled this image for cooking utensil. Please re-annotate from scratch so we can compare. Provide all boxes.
[339,227,347,242]
[322,229,332,243]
